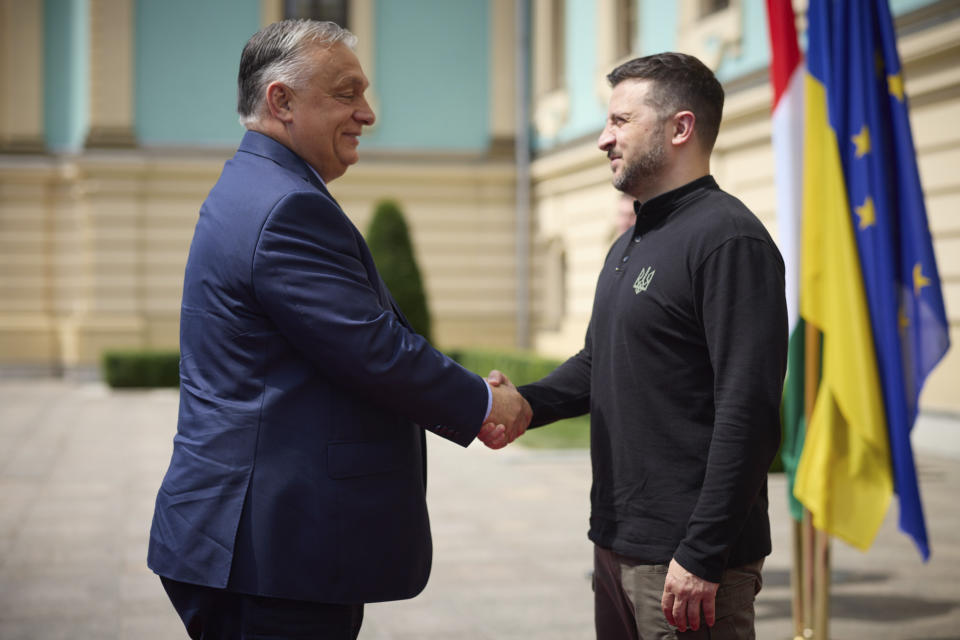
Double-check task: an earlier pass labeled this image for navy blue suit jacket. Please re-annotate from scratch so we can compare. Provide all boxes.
[148,131,488,604]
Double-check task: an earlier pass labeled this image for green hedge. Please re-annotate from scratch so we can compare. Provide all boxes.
[102,350,180,388]
[97,345,782,469]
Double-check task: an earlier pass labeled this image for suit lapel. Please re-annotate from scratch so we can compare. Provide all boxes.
[237,131,414,332]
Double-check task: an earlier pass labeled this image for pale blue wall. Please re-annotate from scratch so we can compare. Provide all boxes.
[361,0,489,151]
[135,0,259,146]
[638,1,675,57]
[134,0,490,151]
[45,0,89,151]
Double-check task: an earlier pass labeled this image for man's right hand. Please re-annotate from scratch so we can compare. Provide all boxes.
[478,371,531,449]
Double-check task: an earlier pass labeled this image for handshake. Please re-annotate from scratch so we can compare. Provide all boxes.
[477,370,533,450]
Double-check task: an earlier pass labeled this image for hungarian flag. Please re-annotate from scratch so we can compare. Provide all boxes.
[765,0,806,523]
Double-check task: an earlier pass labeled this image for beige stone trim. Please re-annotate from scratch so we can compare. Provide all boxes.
[0,0,45,152]
[0,149,520,368]
[489,0,517,143]
[261,0,283,25]
[327,156,519,348]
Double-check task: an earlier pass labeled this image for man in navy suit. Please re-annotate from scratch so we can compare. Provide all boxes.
[148,19,531,639]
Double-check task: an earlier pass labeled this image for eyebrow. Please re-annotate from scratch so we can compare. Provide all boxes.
[334,74,368,90]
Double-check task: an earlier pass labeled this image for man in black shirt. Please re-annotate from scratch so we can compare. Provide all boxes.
[491,53,787,639]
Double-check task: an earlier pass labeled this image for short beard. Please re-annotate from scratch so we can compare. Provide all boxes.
[613,139,666,195]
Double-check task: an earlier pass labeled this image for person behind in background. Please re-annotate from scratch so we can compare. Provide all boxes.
[614,191,638,236]
[491,52,787,639]
[147,19,530,640]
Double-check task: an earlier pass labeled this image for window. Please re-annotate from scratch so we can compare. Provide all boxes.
[543,239,567,330]
[677,0,741,70]
[284,0,348,27]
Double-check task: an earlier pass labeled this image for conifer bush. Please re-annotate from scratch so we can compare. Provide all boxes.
[366,200,432,343]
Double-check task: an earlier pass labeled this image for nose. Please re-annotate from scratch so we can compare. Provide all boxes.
[356,95,375,126]
[598,126,614,152]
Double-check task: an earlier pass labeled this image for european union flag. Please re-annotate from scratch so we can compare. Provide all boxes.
[814,0,950,559]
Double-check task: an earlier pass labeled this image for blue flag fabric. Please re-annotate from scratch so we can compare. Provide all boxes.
[809,0,950,559]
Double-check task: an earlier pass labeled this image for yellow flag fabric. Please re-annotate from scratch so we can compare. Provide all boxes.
[794,74,892,550]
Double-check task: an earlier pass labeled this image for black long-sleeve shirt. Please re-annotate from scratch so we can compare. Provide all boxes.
[520,176,787,582]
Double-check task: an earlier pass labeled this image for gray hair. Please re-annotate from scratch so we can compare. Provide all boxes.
[237,19,357,126]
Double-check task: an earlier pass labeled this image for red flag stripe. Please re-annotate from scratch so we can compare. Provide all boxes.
[766,0,802,108]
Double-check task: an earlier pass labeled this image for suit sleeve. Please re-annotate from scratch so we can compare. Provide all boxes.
[251,190,487,446]
[518,320,593,428]
[672,237,787,581]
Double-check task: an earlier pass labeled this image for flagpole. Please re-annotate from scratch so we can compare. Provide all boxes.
[803,322,826,639]
[814,527,831,638]
[790,516,805,639]
[764,0,807,633]
[799,510,813,637]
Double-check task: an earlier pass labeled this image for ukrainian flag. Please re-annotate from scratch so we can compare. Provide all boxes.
[795,0,950,558]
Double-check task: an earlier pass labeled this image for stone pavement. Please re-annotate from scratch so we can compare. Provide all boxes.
[0,378,958,639]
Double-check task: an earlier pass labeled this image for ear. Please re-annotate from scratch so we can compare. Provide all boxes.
[670,111,696,146]
[265,81,295,123]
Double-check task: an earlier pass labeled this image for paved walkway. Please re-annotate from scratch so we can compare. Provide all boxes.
[0,379,958,639]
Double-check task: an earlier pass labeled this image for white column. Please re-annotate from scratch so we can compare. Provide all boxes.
[85,0,136,148]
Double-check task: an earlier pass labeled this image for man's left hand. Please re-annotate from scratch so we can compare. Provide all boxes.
[661,558,719,632]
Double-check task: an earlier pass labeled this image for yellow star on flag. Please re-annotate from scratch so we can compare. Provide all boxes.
[899,305,910,331]
[913,262,931,297]
[852,125,871,158]
[888,73,904,102]
[855,196,876,230]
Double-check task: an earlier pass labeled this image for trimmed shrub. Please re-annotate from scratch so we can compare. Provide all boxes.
[366,200,432,342]
[102,350,179,388]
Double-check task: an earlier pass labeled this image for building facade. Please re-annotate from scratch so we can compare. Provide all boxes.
[1,0,958,412]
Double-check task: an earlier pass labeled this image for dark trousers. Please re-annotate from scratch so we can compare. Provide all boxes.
[160,576,364,640]
[593,546,763,640]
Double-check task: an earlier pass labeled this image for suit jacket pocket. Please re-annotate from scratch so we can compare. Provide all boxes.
[326,439,407,479]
